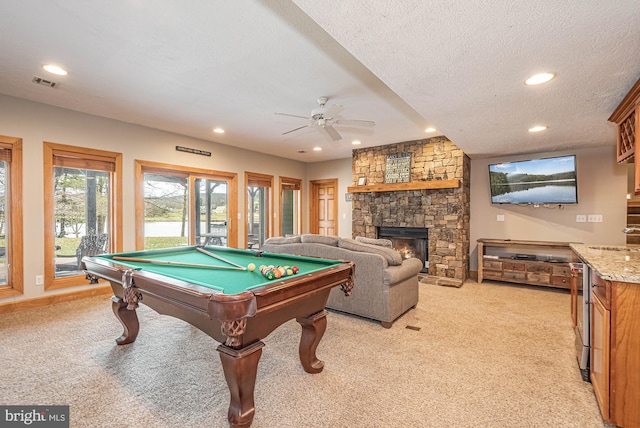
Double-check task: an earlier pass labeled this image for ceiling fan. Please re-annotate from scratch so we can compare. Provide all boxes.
[275,96,375,141]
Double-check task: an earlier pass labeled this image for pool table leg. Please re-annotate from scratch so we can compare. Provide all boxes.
[296,309,328,374]
[217,341,264,428]
[111,296,139,345]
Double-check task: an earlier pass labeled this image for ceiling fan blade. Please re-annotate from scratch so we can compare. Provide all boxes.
[275,112,309,120]
[333,119,376,127]
[323,104,344,119]
[282,124,310,135]
[321,125,342,141]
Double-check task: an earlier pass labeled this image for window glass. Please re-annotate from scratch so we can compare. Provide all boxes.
[143,173,189,249]
[54,167,110,277]
[247,186,267,248]
[196,178,228,246]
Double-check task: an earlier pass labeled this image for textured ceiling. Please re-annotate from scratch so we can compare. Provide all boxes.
[0,1,639,162]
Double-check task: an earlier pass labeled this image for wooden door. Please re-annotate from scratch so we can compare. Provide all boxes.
[310,179,337,236]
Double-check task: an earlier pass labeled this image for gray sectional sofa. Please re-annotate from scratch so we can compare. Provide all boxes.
[261,234,423,327]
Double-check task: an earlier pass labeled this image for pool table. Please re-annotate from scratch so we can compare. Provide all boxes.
[81,246,354,428]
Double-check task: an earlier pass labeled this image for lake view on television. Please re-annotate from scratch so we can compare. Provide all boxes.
[489,155,577,204]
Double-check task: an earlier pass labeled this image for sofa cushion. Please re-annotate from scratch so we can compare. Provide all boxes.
[301,234,340,246]
[338,238,403,266]
[263,235,301,245]
[355,236,393,248]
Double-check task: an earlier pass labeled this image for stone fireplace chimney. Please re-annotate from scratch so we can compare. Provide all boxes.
[350,136,470,284]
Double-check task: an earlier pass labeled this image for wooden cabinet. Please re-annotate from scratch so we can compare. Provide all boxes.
[626,201,640,245]
[477,239,579,289]
[609,78,640,194]
[590,271,640,427]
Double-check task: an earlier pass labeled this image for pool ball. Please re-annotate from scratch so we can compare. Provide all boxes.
[247,263,256,271]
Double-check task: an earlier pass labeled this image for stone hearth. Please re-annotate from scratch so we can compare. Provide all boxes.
[351,136,470,282]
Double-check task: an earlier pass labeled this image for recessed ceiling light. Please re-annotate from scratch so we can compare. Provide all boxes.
[213,127,225,134]
[525,72,555,86]
[313,147,322,151]
[528,125,547,133]
[425,127,436,133]
[352,140,361,145]
[42,64,67,76]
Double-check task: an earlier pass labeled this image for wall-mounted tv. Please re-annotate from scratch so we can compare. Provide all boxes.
[488,155,578,204]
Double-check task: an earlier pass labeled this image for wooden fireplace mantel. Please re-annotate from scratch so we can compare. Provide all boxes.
[347,179,460,193]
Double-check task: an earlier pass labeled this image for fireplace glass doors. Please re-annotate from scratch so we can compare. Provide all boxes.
[377,227,428,272]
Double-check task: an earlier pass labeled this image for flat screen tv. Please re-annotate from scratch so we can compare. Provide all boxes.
[488,155,578,204]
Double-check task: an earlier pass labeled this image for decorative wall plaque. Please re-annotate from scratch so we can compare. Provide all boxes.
[384,152,411,183]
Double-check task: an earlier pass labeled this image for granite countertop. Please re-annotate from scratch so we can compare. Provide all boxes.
[570,243,640,284]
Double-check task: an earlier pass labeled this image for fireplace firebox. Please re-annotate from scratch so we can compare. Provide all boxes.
[377,227,428,273]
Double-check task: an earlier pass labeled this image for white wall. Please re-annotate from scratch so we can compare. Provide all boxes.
[306,158,353,238]
[0,95,307,301]
[469,146,627,270]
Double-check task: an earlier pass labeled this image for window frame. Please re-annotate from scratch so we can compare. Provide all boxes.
[43,142,123,290]
[134,160,238,249]
[0,136,23,298]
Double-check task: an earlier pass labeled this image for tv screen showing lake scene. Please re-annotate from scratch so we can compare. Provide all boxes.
[489,155,577,204]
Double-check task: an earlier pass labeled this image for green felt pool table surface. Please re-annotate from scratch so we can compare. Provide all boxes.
[93,246,343,295]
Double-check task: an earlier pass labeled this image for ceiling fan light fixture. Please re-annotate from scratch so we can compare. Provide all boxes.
[525,72,555,86]
[42,64,67,76]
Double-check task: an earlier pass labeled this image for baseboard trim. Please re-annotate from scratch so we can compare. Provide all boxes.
[0,285,112,314]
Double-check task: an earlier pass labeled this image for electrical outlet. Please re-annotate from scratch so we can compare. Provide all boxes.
[35,275,44,285]
[588,214,603,223]
[576,215,586,223]
[496,215,505,222]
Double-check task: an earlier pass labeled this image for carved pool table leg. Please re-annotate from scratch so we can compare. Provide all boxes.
[296,309,328,374]
[111,296,139,345]
[217,341,264,428]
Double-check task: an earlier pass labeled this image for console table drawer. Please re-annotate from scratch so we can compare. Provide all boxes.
[552,265,572,276]
[503,261,526,271]
[551,275,571,287]
[503,271,526,281]
[527,272,551,284]
[483,260,502,270]
[483,270,503,281]
[527,263,552,274]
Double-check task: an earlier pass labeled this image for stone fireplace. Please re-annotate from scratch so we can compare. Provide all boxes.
[351,136,470,284]
[378,226,429,273]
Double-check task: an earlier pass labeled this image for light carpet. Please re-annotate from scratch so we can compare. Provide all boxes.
[0,280,609,427]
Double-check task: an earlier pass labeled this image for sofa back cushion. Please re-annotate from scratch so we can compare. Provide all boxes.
[263,235,301,245]
[338,238,403,266]
[354,236,393,248]
[301,234,340,246]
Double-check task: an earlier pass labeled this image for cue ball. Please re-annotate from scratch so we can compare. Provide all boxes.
[247,263,256,271]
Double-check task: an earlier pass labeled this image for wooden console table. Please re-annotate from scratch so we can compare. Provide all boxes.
[477,239,581,289]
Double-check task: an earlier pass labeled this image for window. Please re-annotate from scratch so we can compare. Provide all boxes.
[44,142,122,290]
[279,176,301,236]
[245,172,273,249]
[0,136,23,298]
[135,161,238,249]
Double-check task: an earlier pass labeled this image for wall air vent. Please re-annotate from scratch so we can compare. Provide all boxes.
[32,76,58,88]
